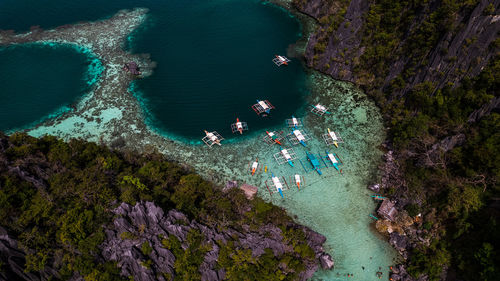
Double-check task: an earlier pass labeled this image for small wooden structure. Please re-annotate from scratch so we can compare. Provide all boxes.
[123,61,141,75]
[202,131,224,147]
[286,116,303,128]
[377,199,398,221]
[273,147,298,165]
[310,103,330,116]
[252,100,275,116]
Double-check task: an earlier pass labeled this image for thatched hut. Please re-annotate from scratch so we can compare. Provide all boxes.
[377,199,398,221]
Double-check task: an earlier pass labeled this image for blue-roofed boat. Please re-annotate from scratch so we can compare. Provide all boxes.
[306,151,322,175]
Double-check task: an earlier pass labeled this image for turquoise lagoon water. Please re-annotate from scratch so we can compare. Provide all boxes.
[0,45,98,132]
[152,74,400,280]
[1,0,399,279]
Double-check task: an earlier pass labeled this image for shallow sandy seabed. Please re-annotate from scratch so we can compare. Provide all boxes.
[0,7,400,280]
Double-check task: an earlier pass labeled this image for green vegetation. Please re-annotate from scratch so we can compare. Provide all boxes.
[359,4,499,279]
[295,0,499,279]
[388,57,499,281]
[0,133,317,280]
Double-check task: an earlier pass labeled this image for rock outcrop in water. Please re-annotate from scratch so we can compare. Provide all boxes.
[101,201,333,281]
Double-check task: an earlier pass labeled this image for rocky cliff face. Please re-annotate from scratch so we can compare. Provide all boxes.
[101,201,333,281]
[295,0,500,96]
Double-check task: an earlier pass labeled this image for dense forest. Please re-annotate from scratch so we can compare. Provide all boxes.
[0,132,321,280]
[293,0,499,279]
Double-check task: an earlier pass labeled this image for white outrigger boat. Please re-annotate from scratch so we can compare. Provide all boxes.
[280,147,294,167]
[286,115,303,128]
[265,173,289,198]
[231,117,248,134]
[294,174,305,190]
[323,128,344,147]
[202,130,224,147]
[264,130,284,145]
[252,100,275,116]
[249,158,260,176]
[293,129,307,147]
[310,103,330,116]
[288,129,310,147]
[324,150,343,171]
[273,146,297,167]
[272,55,290,66]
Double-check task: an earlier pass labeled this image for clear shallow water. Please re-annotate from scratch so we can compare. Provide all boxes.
[0,0,307,139]
[159,74,401,280]
[0,45,97,132]
[1,0,399,279]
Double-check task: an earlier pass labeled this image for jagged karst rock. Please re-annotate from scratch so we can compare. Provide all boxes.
[390,233,408,254]
[468,95,500,123]
[0,226,61,281]
[296,0,500,97]
[101,202,331,281]
[223,180,238,192]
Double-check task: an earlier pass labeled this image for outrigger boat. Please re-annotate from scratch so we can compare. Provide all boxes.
[250,158,259,176]
[252,100,275,116]
[286,115,303,128]
[202,130,224,147]
[266,131,282,145]
[310,103,330,116]
[280,146,294,167]
[272,173,285,198]
[293,129,307,147]
[324,150,343,171]
[328,128,339,147]
[273,146,297,166]
[231,118,248,134]
[272,55,290,66]
[294,174,304,190]
[306,151,323,175]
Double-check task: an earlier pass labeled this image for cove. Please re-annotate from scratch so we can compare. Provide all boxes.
[131,1,307,139]
[0,45,98,132]
[0,0,306,140]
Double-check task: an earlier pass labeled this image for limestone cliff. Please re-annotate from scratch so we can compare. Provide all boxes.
[295,0,499,97]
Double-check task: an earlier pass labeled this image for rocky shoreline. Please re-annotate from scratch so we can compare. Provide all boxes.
[102,202,333,281]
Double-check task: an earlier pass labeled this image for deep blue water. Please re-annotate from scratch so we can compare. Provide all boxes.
[0,0,307,139]
[0,45,97,132]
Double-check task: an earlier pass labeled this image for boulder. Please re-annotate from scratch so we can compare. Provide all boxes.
[319,254,334,269]
[368,183,380,192]
[239,184,258,200]
[223,180,238,192]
